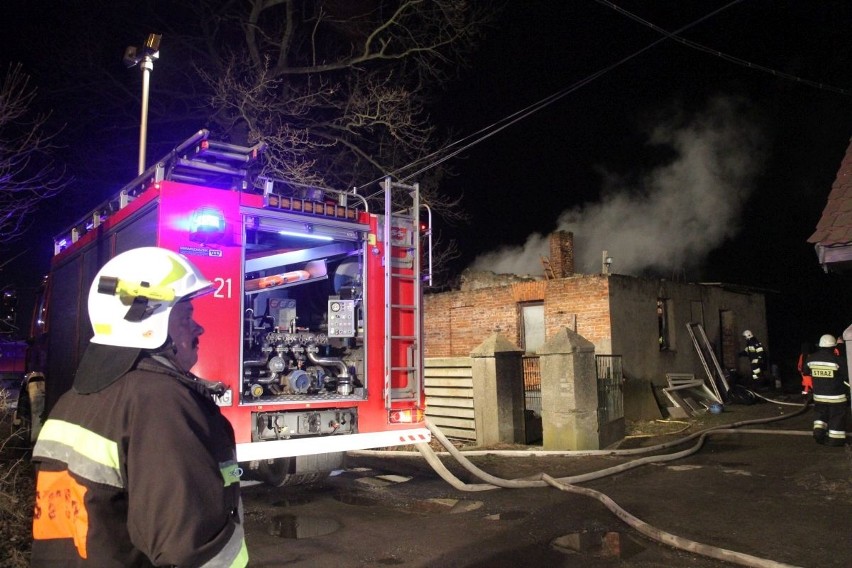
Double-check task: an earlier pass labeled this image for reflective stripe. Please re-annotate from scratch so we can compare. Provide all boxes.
[828,430,846,440]
[198,523,248,568]
[813,394,848,404]
[813,421,827,429]
[33,419,123,488]
[812,369,837,378]
[807,360,839,379]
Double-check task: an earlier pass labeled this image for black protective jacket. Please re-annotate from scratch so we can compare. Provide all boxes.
[31,353,248,567]
[806,347,849,404]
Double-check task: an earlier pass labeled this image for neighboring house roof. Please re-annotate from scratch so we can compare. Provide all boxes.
[808,136,852,272]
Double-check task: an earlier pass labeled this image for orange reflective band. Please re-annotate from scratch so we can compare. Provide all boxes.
[33,470,89,559]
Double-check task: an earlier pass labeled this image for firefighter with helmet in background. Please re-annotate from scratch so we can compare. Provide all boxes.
[30,248,249,567]
[805,334,849,447]
[739,330,766,385]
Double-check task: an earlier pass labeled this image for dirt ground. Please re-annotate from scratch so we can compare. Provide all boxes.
[337,393,852,567]
[3,391,850,567]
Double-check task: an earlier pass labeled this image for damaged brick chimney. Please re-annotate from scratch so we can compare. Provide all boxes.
[549,230,574,278]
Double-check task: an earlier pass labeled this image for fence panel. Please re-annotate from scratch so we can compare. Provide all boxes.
[522,355,541,416]
[424,357,475,440]
[596,355,624,424]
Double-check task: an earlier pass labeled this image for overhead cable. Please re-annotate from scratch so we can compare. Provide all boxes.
[358,1,744,195]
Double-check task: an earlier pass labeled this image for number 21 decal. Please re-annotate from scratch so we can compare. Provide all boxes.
[214,278,232,298]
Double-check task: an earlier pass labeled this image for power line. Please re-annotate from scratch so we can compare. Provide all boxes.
[359,0,745,195]
[596,0,852,97]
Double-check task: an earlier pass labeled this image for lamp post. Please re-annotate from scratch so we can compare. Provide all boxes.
[123,34,162,175]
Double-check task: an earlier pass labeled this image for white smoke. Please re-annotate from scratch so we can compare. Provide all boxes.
[469,97,765,276]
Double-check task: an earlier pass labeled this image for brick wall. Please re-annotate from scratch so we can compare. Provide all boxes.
[424,274,612,357]
[549,230,574,278]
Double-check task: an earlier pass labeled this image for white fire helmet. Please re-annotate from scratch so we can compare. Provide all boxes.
[88,247,213,349]
[818,334,837,348]
[742,330,753,339]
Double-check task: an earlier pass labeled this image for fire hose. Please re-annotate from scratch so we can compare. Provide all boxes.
[353,397,814,568]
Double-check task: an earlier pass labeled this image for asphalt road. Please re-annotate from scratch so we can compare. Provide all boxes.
[241,399,852,568]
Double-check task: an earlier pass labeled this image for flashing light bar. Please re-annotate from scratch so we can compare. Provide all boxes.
[265,192,357,221]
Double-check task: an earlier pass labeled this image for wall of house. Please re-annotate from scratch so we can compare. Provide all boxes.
[425,271,768,388]
[608,275,768,386]
[423,273,612,357]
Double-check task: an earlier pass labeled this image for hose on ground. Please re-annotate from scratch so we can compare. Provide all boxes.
[539,473,799,568]
[354,399,811,460]
[421,404,809,487]
[393,402,810,568]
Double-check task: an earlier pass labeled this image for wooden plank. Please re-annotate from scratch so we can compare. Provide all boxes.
[426,406,475,419]
[424,415,475,429]
[424,377,474,388]
[666,373,697,387]
[426,396,474,408]
[425,386,473,398]
[431,425,475,440]
[424,367,473,378]
[425,357,473,368]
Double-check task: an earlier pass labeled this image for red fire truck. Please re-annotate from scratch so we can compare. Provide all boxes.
[18,129,431,485]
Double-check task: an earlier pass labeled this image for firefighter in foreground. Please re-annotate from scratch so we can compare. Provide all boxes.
[739,329,766,385]
[805,334,850,447]
[30,248,248,567]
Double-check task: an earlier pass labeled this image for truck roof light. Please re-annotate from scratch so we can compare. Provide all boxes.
[189,207,226,243]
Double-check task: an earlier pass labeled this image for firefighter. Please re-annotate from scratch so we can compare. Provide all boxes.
[31,248,248,567]
[797,342,813,396]
[805,334,849,447]
[739,330,766,385]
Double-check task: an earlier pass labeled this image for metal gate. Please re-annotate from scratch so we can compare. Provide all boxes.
[522,355,541,416]
[596,355,623,424]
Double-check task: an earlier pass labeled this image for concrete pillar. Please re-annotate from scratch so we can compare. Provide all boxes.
[470,334,526,446]
[538,328,600,450]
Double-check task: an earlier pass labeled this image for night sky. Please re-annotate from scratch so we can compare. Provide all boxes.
[1,1,850,360]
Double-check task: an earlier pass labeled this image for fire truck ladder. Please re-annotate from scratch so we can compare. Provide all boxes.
[382,177,425,410]
[55,130,267,252]
[685,322,729,401]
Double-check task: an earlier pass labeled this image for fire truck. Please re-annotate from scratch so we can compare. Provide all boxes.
[18,129,431,485]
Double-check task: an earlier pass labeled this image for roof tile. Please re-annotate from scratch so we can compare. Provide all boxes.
[809,137,852,246]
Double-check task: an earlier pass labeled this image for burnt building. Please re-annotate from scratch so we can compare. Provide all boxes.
[424,231,768,416]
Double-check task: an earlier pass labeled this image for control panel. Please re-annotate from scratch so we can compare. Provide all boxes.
[328,299,356,337]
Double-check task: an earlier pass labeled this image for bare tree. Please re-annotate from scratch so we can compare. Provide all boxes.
[9,1,497,284]
[0,64,65,245]
[188,0,494,214]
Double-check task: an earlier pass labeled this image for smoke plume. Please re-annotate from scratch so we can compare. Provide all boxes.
[469,97,765,277]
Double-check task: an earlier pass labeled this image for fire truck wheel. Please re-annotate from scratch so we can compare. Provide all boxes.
[244,452,344,487]
[13,374,45,446]
[245,458,329,487]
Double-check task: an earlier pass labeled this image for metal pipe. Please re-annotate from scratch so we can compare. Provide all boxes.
[138,55,154,175]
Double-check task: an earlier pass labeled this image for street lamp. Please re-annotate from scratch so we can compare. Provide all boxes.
[123,33,162,175]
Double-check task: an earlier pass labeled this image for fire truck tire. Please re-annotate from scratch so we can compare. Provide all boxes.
[243,452,344,487]
[13,374,45,446]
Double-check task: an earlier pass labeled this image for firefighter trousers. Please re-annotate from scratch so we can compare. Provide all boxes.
[813,402,849,446]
